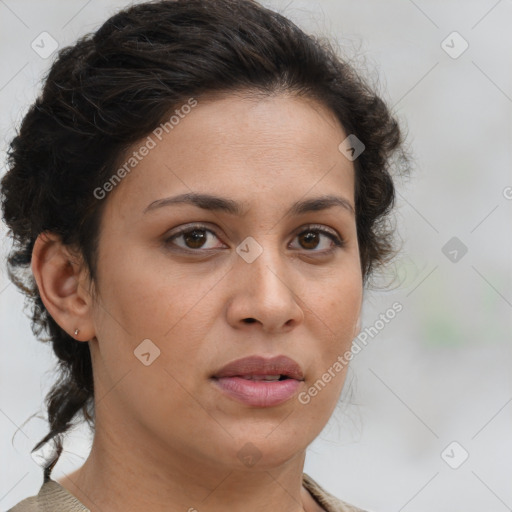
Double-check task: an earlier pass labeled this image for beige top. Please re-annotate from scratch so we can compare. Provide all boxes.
[7,473,368,512]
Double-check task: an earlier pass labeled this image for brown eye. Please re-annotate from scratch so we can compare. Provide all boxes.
[291,226,344,253]
[165,223,344,255]
[166,225,225,251]
[298,231,321,250]
[182,229,208,249]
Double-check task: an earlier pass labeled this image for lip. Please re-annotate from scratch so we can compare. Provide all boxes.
[211,355,304,408]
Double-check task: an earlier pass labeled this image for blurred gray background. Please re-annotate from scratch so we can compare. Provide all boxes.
[1,1,511,511]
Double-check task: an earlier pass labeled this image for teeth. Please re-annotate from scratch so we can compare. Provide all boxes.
[240,375,282,381]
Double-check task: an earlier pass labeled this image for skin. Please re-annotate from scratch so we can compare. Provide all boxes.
[31,91,363,512]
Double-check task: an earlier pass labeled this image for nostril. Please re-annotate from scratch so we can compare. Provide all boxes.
[243,318,256,323]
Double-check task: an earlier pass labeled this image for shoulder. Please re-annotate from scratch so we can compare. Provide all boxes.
[302,473,371,512]
[6,479,89,512]
[6,494,38,512]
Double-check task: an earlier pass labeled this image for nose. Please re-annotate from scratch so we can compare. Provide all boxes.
[225,242,305,334]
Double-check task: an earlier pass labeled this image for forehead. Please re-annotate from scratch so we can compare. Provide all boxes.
[102,92,355,221]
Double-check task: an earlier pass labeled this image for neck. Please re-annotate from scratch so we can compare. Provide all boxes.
[56,420,319,512]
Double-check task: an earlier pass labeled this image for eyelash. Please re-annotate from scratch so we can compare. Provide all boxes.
[164,223,345,255]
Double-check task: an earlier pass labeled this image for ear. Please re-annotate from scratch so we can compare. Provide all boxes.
[31,231,95,342]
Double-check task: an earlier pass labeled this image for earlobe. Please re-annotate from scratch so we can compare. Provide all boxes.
[31,231,95,341]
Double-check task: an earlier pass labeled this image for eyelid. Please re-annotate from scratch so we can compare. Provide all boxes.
[165,222,345,251]
[291,224,346,251]
[165,223,227,250]
[293,223,343,242]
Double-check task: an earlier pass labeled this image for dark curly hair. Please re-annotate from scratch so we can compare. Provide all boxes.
[1,0,408,478]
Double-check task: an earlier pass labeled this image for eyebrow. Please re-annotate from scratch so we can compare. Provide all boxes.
[143,192,355,217]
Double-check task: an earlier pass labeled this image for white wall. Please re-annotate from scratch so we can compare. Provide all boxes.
[1,1,511,511]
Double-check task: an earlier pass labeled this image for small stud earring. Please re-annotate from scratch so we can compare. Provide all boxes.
[74,329,80,336]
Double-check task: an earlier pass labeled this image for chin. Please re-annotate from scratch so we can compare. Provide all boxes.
[214,431,309,471]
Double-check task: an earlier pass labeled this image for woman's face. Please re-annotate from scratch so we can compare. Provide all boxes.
[86,91,363,471]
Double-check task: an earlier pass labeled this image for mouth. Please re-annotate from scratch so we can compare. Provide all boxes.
[210,355,304,407]
[234,374,291,381]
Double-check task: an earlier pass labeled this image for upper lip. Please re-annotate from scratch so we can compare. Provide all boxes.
[212,355,304,380]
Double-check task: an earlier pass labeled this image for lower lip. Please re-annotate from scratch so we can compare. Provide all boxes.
[212,377,302,407]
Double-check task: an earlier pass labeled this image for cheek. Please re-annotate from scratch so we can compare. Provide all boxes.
[298,280,361,425]
[90,255,214,423]
[310,271,362,377]
[321,268,362,336]
[95,244,209,336]
[92,248,221,384]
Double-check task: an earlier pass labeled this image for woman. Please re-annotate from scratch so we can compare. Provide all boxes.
[1,0,408,510]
